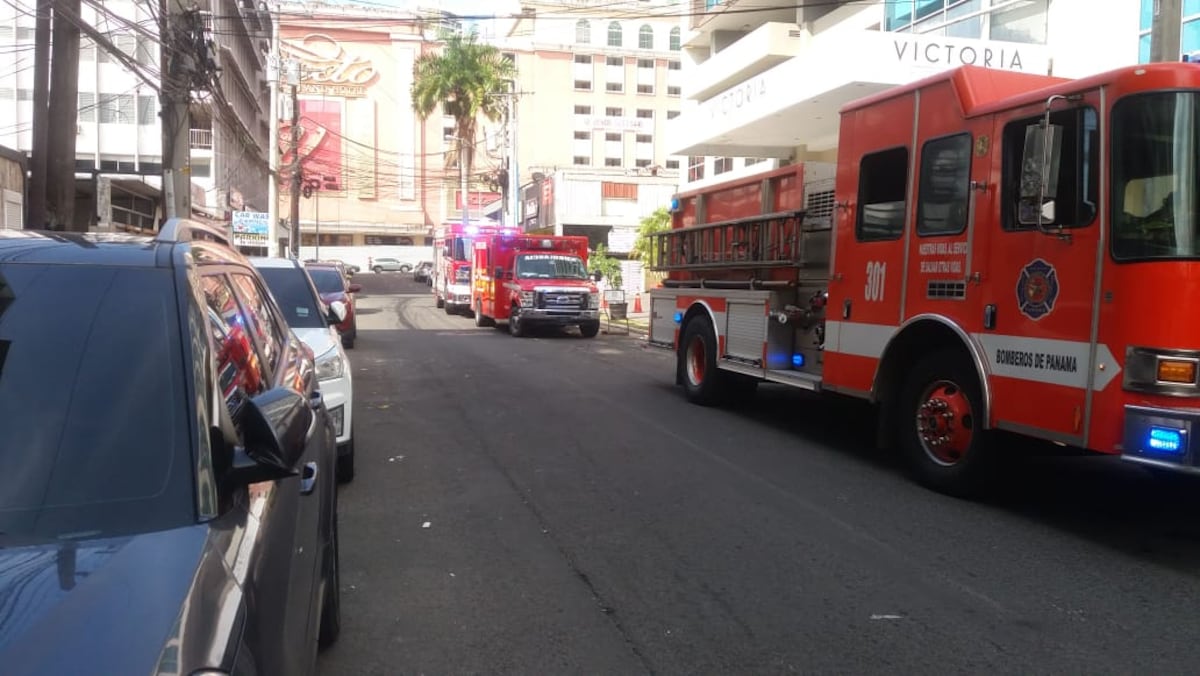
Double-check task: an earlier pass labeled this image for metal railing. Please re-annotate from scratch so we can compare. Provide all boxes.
[189,128,213,149]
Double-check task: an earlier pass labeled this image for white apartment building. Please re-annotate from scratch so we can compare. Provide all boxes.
[0,0,271,230]
[668,0,1143,192]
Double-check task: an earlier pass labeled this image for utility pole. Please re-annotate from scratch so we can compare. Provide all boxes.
[28,0,51,228]
[287,61,301,258]
[161,0,193,221]
[506,80,519,230]
[267,12,281,256]
[1151,0,1183,62]
[46,0,82,229]
[460,135,469,229]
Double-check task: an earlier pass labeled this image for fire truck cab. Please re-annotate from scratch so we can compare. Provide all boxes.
[432,221,518,315]
[650,63,1200,496]
[470,234,602,338]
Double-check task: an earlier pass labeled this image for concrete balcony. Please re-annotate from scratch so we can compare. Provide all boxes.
[686,22,804,101]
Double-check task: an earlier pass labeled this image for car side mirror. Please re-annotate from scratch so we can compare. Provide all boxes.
[592,270,603,282]
[327,300,348,324]
[223,387,312,486]
[348,283,362,293]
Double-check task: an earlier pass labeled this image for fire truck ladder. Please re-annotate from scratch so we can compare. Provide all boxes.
[648,209,814,272]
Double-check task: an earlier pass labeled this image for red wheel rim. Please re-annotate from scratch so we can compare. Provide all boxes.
[915,380,974,466]
[686,335,706,385]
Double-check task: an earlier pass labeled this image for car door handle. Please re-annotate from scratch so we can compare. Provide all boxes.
[300,462,319,495]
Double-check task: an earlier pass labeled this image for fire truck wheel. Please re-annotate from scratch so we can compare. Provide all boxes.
[680,318,722,405]
[436,295,445,308]
[579,321,600,338]
[897,350,996,498]
[474,301,493,327]
[509,305,526,337]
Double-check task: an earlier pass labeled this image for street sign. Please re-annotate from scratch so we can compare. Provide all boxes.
[232,211,269,248]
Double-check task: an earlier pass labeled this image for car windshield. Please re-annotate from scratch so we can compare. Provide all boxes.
[515,254,589,280]
[1113,91,1200,260]
[0,264,193,542]
[257,266,326,329]
[307,267,345,295]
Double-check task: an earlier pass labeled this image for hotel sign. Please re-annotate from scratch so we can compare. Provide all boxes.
[587,116,653,133]
[283,34,379,98]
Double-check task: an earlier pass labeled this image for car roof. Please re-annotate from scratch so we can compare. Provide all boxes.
[249,256,305,269]
[0,229,164,267]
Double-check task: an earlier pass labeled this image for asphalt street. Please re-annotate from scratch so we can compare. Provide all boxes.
[318,271,1200,676]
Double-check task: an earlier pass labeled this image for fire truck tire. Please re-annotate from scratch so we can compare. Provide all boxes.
[444,302,455,315]
[509,305,526,337]
[679,318,723,405]
[897,350,997,498]
[579,321,600,338]
[474,301,493,327]
[436,295,445,308]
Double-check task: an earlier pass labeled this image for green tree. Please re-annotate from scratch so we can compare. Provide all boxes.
[589,243,623,288]
[631,206,671,263]
[410,32,516,200]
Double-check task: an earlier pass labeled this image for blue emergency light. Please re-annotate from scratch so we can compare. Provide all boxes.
[672,311,683,324]
[668,197,681,213]
[792,353,806,368]
[1146,427,1185,454]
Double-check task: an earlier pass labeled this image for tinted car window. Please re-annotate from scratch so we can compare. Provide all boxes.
[201,274,268,412]
[307,267,345,295]
[230,273,288,373]
[257,266,326,329]
[0,264,192,541]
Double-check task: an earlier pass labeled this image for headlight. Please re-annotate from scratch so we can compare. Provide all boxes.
[520,291,535,308]
[315,346,345,381]
[588,293,600,309]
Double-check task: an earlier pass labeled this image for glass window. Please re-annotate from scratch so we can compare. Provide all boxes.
[946,0,982,38]
[201,274,268,412]
[608,21,622,47]
[0,265,192,542]
[1184,18,1200,55]
[669,27,680,51]
[887,0,916,30]
[1001,106,1097,231]
[307,267,346,295]
[638,25,653,49]
[856,147,909,241]
[1139,33,1151,64]
[917,133,972,236]
[256,267,326,330]
[989,0,1047,44]
[515,254,589,280]
[229,273,288,374]
[575,19,590,44]
[1112,92,1200,260]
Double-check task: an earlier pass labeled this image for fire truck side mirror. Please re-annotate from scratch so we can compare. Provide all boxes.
[494,266,505,279]
[592,270,603,282]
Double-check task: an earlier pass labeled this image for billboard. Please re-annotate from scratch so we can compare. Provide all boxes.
[231,211,269,248]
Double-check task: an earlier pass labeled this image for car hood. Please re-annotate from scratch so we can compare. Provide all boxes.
[0,526,210,675]
[293,326,339,357]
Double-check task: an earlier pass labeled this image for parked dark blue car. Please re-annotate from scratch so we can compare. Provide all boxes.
[0,220,341,675]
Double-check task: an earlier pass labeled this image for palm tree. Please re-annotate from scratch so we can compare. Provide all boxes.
[411,32,517,214]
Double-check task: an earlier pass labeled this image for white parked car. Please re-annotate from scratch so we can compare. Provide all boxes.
[253,257,357,482]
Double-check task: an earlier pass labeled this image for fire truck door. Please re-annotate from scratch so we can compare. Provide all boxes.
[473,241,491,317]
[977,101,1102,444]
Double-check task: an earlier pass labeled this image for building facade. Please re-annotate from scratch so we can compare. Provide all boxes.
[669,0,1142,192]
[0,145,24,229]
[278,2,446,248]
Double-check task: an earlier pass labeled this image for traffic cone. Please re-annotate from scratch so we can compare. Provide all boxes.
[633,294,643,314]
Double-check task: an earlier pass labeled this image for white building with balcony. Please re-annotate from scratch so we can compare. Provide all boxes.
[668,0,1142,192]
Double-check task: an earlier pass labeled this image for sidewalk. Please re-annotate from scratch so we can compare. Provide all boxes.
[599,292,651,337]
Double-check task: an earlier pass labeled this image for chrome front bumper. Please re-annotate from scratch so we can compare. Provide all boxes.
[520,308,599,323]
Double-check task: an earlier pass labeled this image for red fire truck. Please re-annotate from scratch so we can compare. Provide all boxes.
[432,220,518,314]
[469,233,602,337]
[649,62,1200,497]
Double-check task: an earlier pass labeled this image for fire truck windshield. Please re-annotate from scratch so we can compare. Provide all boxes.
[452,237,471,261]
[515,254,588,280]
[1113,91,1200,260]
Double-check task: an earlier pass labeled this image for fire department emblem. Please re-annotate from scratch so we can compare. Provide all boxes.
[1016,258,1059,321]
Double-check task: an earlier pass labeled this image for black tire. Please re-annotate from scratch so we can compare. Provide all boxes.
[444,302,455,315]
[341,331,355,350]
[678,318,723,405]
[318,484,341,650]
[509,305,526,337]
[474,301,494,327]
[336,437,355,484]
[895,349,997,498]
[579,321,600,338]
[399,264,412,274]
[435,294,445,308]
[372,266,382,274]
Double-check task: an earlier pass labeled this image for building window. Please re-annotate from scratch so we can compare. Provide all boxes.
[575,54,592,64]
[606,107,622,117]
[713,157,733,175]
[78,92,95,121]
[574,156,590,165]
[606,133,621,142]
[669,27,681,51]
[637,58,655,69]
[605,157,622,167]
[744,157,763,166]
[667,86,681,96]
[607,82,624,93]
[635,159,652,168]
[637,109,654,120]
[576,80,593,91]
[137,95,155,126]
[638,25,654,49]
[575,105,592,115]
[608,21,623,47]
[665,159,680,169]
[667,110,680,120]
[887,0,1047,44]
[574,131,591,140]
[637,84,654,94]
[635,134,652,144]
[606,56,622,67]
[916,133,972,236]
[856,146,909,241]
[688,156,705,182]
[576,19,590,44]
[668,60,681,70]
